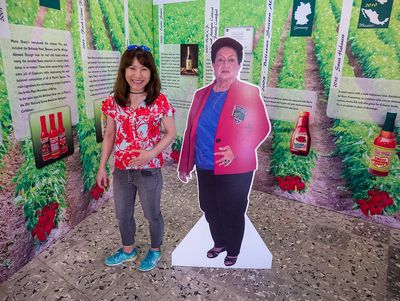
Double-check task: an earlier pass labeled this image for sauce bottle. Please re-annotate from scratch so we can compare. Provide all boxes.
[49,113,60,159]
[57,112,68,154]
[101,101,107,139]
[290,111,311,156]
[186,46,192,71]
[368,112,397,177]
[40,115,51,161]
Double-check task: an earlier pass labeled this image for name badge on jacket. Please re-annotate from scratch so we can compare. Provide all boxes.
[232,105,246,124]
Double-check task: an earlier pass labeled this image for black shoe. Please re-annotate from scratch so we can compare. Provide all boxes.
[206,247,226,258]
[224,256,238,266]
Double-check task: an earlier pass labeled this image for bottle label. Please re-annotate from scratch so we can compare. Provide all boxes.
[50,136,59,153]
[368,145,395,172]
[186,60,192,70]
[292,134,308,151]
[59,132,67,152]
[41,137,51,159]
[101,113,107,137]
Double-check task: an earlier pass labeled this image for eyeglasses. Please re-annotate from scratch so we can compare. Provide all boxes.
[127,44,151,52]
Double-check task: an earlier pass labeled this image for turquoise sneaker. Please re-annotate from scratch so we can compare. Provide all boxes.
[104,248,138,266]
[137,249,161,272]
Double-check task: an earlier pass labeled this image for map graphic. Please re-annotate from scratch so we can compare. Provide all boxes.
[361,8,389,25]
[294,2,311,25]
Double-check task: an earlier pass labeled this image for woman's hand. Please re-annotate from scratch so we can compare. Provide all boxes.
[178,171,191,183]
[130,149,155,166]
[215,145,235,167]
[96,167,109,190]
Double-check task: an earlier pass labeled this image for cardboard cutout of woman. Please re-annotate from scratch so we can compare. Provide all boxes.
[176,37,271,267]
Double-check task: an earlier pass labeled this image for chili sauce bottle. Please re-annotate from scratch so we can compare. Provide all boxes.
[290,111,311,156]
[49,113,60,159]
[101,101,107,139]
[40,115,51,161]
[368,112,397,177]
[57,112,68,154]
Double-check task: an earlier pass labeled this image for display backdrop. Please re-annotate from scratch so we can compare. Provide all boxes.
[0,0,399,281]
[153,0,400,229]
[0,0,153,282]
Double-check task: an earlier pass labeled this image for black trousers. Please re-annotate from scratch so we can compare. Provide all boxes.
[197,169,254,257]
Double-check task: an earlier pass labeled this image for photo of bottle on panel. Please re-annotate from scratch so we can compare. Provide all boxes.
[29,106,74,169]
[180,44,199,76]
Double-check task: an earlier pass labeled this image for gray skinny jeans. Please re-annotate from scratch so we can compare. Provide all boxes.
[112,168,164,248]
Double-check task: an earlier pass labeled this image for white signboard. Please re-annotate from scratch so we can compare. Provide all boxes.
[83,50,121,118]
[0,25,78,140]
[264,87,317,124]
[224,26,254,82]
[0,0,10,38]
[203,0,220,84]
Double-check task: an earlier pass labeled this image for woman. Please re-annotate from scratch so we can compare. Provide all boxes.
[97,45,176,272]
[178,37,270,266]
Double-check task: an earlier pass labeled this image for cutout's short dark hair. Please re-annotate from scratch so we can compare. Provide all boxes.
[211,37,243,64]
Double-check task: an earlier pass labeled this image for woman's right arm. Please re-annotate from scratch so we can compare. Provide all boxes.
[96,115,116,189]
[177,95,196,183]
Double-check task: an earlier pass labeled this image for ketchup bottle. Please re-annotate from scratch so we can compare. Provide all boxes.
[49,113,60,159]
[290,112,311,156]
[368,112,397,177]
[57,112,68,154]
[40,115,51,161]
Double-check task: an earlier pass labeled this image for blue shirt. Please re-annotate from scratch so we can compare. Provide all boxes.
[195,90,228,170]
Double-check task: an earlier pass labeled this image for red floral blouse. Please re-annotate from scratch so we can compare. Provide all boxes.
[102,93,175,170]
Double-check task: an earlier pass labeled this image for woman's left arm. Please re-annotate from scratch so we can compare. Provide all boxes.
[130,116,176,166]
[153,116,177,155]
[215,92,270,166]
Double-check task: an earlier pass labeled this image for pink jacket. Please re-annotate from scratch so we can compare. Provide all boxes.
[178,80,270,175]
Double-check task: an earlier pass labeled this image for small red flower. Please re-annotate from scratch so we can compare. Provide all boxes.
[360,204,370,216]
[297,181,305,191]
[32,225,39,236]
[31,202,60,242]
[38,217,47,227]
[170,150,180,163]
[367,189,379,197]
[36,230,46,241]
[278,181,287,191]
[276,175,306,193]
[43,222,54,235]
[293,176,302,184]
[369,205,384,215]
[90,183,105,200]
[357,189,395,216]
[287,181,296,192]
[42,205,50,214]
[382,197,394,207]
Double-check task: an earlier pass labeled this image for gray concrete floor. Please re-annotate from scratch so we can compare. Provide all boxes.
[1,165,399,300]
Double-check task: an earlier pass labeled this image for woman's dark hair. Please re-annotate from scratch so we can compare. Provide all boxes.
[113,48,161,107]
[211,37,243,64]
